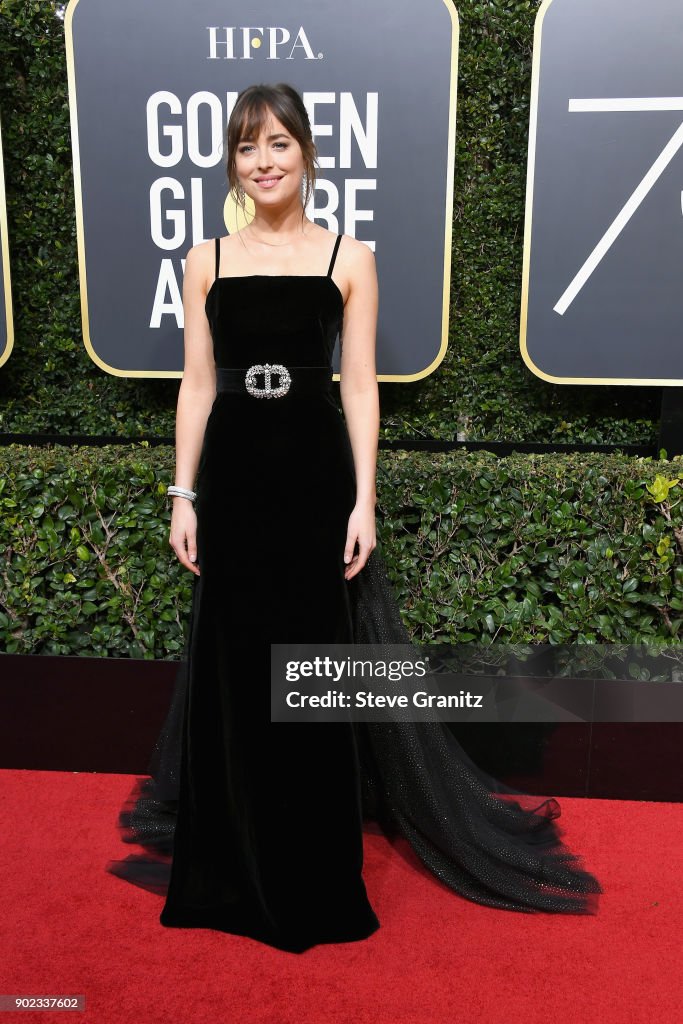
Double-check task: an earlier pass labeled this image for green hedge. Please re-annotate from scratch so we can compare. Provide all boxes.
[2,444,683,657]
[1,5,672,660]
[0,0,661,443]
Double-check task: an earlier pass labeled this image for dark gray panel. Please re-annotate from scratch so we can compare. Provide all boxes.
[67,0,457,377]
[524,0,683,381]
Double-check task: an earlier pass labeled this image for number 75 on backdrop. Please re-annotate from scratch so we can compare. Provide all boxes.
[521,0,683,385]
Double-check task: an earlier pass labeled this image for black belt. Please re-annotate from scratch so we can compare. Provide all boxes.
[216,364,333,399]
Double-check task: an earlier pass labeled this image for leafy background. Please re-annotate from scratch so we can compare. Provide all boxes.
[3,445,683,655]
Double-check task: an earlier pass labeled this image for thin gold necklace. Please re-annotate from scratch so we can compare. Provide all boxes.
[245,222,313,247]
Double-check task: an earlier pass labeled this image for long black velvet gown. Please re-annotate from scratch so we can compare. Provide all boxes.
[106,233,601,953]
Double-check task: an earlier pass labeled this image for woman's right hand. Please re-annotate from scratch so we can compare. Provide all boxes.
[169,497,201,575]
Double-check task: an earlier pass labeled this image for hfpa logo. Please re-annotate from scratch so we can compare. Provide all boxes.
[207,26,322,60]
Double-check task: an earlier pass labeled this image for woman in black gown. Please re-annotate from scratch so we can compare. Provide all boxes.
[106,82,601,953]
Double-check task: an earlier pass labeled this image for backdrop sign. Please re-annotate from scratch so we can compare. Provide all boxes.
[521,0,683,384]
[0,117,12,371]
[65,0,458,381]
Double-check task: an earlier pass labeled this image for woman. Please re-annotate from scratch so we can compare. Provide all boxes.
[107,81,601,954]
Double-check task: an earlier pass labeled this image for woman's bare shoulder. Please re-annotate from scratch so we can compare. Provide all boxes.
[336,233,376,277]
[334,230,371,258]
[184,238,214,260]
[183,238,218,296]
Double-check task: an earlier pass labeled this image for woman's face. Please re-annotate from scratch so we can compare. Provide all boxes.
[234,109,305,207]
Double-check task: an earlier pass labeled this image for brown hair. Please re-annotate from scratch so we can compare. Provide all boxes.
[225,83,318,223]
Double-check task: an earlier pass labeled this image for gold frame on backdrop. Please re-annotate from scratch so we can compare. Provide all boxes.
[0,117,14,370]
[64,0,459,381]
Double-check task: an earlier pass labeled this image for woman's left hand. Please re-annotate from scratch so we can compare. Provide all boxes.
[343,499,377,580]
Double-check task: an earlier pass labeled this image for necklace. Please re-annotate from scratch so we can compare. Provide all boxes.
[245,222,314,247]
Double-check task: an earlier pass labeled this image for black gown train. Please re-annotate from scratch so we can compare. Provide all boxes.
[106,233,601,953]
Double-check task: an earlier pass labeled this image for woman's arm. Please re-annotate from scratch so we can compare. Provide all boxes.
[169,243,216,575]
[338,238,380,580]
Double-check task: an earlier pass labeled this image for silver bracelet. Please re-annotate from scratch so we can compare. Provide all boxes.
[167,485,196,503]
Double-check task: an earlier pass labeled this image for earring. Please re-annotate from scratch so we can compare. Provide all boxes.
[236,181,245,201]
[301,172,308,204]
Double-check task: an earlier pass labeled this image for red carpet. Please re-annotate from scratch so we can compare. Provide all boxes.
[1,769,681,1024]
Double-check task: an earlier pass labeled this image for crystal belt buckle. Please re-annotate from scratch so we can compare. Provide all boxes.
[244,362,291,399]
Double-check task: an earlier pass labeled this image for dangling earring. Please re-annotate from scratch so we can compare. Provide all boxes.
[301,172,308,205]
[236,180,246,202]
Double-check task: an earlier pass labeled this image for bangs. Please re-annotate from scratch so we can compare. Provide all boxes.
[234,97,283,145]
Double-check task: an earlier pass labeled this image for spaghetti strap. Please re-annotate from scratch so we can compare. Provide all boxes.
[215,237,221,281]
[327,233,342,277]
